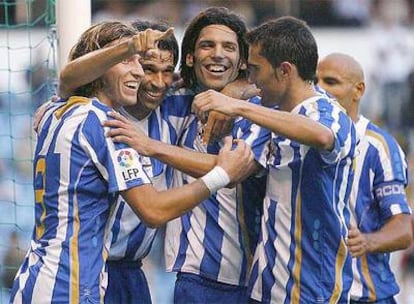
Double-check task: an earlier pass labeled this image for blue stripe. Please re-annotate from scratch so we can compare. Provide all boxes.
[124,224,150,259]
[200,194,223,279]
[173,212,192,270]
[262,200,278,303]
[111,202,124,244]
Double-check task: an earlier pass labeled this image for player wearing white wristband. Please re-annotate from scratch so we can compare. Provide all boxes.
[201,166,230,194]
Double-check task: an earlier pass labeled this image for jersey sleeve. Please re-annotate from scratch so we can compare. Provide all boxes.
[80,111,151,193]
[370,128,411,220]
[303,97,357,165]
[233,96,271,169]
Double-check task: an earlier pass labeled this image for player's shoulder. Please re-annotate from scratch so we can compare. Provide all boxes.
[161,87,195,113]
[54,97,114,132]
[299,92,346,118]
[362,117,404,154]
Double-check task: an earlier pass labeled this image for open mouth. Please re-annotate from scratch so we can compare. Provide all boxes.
[140,89,165,102]
[145,90,163,98]
[124,81,139,90]
[204,64,229,74]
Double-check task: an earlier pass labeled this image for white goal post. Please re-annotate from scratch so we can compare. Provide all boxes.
[56,0,91,71]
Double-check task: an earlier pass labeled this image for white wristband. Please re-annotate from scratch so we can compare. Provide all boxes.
[201,166,231,194]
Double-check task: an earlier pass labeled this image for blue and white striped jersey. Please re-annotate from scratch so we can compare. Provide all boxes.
[10,97,151,304]
[249,95,357,303]
[165,96,270,286]
[350,115,411,302]
[107,88,195,262]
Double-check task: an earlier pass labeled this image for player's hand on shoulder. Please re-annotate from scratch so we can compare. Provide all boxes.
[103,111,154,156]
[33,96,59,134]
[193,89,238,119]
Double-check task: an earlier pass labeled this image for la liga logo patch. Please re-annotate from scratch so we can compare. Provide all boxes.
[117,150,134,168]
[116,149,143,182]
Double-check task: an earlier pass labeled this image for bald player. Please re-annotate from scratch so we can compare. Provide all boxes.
[317,53,412,303]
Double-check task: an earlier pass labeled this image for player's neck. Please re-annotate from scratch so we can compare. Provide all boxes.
[124,104,152,120]
[281,81,317,112]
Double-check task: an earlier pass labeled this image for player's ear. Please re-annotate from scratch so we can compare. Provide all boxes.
[354,81,365,100]
[186,54,194,67]
[279,62,291,76]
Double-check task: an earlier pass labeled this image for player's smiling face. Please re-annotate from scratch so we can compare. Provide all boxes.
[98,38,144,110]
[136,49,175,113]
[186,25,245,91]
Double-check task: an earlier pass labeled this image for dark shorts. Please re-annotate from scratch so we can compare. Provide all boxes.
[174,272,248,304]
[104,260,151,304]
[350,296,396,304]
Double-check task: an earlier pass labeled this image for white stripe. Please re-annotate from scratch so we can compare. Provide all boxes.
[217,187,243,283]
[271,193,294,303]
[337,157,352,229]
[350,258,363,299]
[165,217,183,272]
[183,206,205,273]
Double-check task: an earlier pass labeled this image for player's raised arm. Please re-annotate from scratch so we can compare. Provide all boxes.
[193,89,335,151]
[59,27,174,98]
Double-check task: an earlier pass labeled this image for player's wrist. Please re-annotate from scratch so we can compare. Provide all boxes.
[201,166,230,194]
[363,233,375,253]
[127,36,139,55]
[145,138,163,157]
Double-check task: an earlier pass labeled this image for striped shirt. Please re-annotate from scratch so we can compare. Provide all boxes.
[10,97,151,304]
[350,115,411,302]
[249,95,357,303]
[107,88,195,262]
[165,96,270,286]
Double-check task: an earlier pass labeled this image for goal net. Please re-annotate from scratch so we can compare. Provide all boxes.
[0,0,57,301]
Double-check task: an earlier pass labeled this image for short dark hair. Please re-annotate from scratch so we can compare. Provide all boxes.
[180,7,249,88]
[246,16,318,82]
[69,21,137,97]
[131,20,179,67]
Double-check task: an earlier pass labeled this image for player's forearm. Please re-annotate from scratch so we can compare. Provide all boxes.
[148,139,217,177]
[123,179,211,228]
[59,41,131,98]
[234,102,334,150]
[364,213,413,253]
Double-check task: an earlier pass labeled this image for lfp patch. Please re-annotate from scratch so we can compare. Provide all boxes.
[116,149,142,182]
[117,150,135,168]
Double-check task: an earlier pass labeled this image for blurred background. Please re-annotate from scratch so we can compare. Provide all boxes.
[1,0,414,303]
